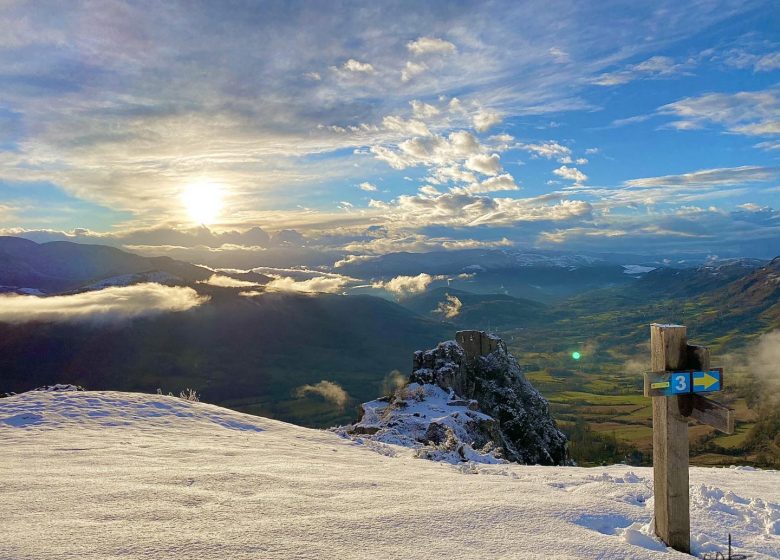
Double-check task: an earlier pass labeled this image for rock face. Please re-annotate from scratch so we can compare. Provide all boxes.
[339,330,568,465]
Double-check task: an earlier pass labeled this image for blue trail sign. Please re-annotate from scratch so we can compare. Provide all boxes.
[643,368,723,397]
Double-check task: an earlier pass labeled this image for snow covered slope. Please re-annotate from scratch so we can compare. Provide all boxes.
[1,390,778,559]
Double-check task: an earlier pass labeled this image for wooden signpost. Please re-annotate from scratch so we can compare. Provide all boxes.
[644,324,735,554]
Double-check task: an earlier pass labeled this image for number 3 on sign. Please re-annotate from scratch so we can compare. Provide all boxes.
[671,373,690,394]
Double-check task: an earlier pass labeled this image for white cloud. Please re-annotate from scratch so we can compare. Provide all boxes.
[382,115,431,136]
[401,61,428,82]
[451,173,519,195]
[434,294,462,319]
[464,153,502,176]
[724,50,780,72]
[410,100,440,119]
[342,59,375,73]
[200,274,261,288]
[294,380,349,409]
[371,130,481,170]
[625,166,779,189]
[343,234,514,255]
[519,141,571,162]
[418,185,442,197]
[553,165,588,183]
[372,273,446,295]
[359,182,378,192]
[407,37,456,56]
[658,88,779,137]
[333,254,379,268]
[593,56,686,86]
[548,47,569,63]
[473,108,501,132]
[265,275,349,293]
[0,284,208,324]
[382,191,592,228]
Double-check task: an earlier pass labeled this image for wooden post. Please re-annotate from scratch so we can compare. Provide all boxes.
[650,324,690,553]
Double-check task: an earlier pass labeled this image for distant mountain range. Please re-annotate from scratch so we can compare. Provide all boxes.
[0,236,212,293]
[1,235,777,433]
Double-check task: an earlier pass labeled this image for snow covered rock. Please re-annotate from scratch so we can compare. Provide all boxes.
[339,330,568,465]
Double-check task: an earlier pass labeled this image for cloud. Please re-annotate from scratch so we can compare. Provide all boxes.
[724,50,780,72]
[548,47,569,63]
[342,59,375,73]
[294,380,350,410]
[464,153,502,176]
[657,88,779,137]
[748,331,780,398]
[450,173,519,195]
[407,37,456,56]
[333,254,379,268]
[372,273,446,295]
[592,55,687,86]
[265,275,349,293]
[625,166,780,189]
[519,141,572,162]
[473,108,501,132]
[200,274,260,288]
[410,100,439,118]
[433,293,462,319]
[343,234,514,254]
[371,130,481,170]
[358,182,378,192]
[373,191,592,228]
[401,60,428,82]
[553,165,588,183]
[0,284,208,324]
[0,0,758,237]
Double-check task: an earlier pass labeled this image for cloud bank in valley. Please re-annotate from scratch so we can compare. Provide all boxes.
[372,273,447,296]
[747,329,780,402]
[0,284,208,324]
[294,380,350,410]
[434,294,463,319]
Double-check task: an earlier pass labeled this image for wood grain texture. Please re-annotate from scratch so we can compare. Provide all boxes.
[650,324,690,554]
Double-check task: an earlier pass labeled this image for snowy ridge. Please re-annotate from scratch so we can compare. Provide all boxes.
[1,390,779,559]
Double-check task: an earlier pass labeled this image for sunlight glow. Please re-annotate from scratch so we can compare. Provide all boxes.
[182,181,223,225]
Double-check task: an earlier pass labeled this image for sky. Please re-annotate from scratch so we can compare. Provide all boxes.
[0,0,779,259]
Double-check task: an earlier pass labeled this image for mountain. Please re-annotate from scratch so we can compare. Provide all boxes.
[2,388,779,559]
[0,289,450,426]
[398,287,548,329]
[0,236,212,293]
[622,259,766,301]
[338,249,638,301]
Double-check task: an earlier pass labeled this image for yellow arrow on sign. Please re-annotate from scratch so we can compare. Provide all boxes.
[694,371,718,390]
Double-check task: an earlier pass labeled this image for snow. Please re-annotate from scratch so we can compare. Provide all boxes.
[622,264,658,275]
[2,390,779,560]
[337,383,505,464]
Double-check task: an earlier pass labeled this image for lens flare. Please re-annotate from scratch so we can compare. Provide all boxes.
[571,351,581,360]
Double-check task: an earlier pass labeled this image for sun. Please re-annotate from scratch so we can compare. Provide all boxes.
[181,181,223,225]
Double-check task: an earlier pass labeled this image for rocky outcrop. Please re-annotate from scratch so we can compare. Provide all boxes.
[338,330,568,465]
